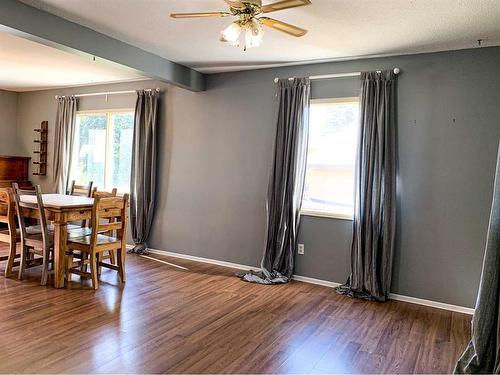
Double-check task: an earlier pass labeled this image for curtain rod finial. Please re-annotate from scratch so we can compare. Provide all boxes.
[393,68,400,75]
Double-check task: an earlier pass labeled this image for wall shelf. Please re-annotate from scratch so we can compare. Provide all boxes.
[33,121,48,176]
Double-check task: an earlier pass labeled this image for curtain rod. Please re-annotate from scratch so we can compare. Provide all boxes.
[54,88,161,99]
[273,68,401,83]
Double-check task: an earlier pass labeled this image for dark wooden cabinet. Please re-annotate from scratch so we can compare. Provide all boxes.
[0,155,32,188]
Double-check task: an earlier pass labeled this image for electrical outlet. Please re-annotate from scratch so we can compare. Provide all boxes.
[297,244,305,255]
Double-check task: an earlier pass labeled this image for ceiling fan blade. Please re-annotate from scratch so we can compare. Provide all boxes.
[170,12,231,18]
[259,17,307,37]
[223,0,246,9]
[261,0,311,13]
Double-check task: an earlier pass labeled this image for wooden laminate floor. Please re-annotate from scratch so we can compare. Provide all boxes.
[0,245,471,374]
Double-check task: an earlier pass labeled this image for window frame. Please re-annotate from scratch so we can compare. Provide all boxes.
[300,96,360,221]
[73,108,135,194]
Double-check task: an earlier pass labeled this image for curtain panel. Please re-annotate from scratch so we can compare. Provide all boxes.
[129,90,160,255]
[455,143,500,374]
[241,77,310,284]
[53,96,78,194]
[337,70,398,301]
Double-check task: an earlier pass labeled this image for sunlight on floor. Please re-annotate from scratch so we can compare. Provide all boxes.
[139,254,189,270]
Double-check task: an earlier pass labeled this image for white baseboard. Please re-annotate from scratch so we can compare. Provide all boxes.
[131,245,474,315]
[290,273,474,315]
[388,293,474,315]
[136,246,262,272]
[291,274,341,288]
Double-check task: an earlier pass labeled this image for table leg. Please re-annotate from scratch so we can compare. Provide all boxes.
[53,219,67,288]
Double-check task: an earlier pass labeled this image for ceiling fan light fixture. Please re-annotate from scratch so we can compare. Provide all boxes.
[244,18,264,49]
[221,21,242,44]
[172,0,310,49]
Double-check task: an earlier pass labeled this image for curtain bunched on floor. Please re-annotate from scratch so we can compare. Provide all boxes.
[240,78,310,284]
[336,71,397,301]
[455,143,500,374]
[53,96,77,194]
[128,90,160,255]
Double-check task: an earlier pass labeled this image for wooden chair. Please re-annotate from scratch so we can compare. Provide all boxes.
[68,187,119,271]
[91,187,118,199]
[66,194,128,289]
[0,188,20,277]
[68,180,94,197]
[92,188,119,269]
[12,183,54,285]
[68,180,93,229]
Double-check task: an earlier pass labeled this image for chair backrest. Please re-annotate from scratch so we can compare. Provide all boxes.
[90,194,129,248]
[91,187,118,199]
[12,183,50,248]
[69,180,93,197]
[90,188,118,233]
[0,187,14,225]
[0,188,16,243]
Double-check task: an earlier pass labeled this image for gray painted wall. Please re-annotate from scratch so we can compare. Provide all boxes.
[16,80,171,192]
[0,89,19,155]
[14,47,500,308]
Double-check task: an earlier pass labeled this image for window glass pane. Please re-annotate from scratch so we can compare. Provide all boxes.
[72,114,107,189]
[302,99,359,217]
[109,112,134,192]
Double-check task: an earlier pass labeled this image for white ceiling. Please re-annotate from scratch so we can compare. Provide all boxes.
[18,0,500,73]
[0,30,145,91]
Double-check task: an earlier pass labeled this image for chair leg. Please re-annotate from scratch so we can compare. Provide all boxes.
[117,247,126,283]
[89,253,99,290]
[5,241,17,277]
[80,252,88,273]
[66,252,74,283]
[40,246,50,286]
[97,252,102,277]
[18,245,27,280]
[108,250,116,265]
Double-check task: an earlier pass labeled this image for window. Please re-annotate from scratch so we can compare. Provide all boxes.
[70,110,134,193]
[301,97,360,219]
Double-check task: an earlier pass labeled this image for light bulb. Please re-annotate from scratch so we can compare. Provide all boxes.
[245,18,264,49]
[221,22,242,44]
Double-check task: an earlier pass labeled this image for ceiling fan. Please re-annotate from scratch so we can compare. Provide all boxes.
[170,0,311,50]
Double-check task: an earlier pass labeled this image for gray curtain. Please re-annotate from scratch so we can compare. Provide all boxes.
[455,143,500,374]
[53,96,77,193]
[129,90,159,255]
[336,71,397,301]
[240,78,310,284]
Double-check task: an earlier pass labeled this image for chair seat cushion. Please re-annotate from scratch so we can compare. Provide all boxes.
[2,226,47,235]
[67,227,116,239]
[67,227,92,239]
[67,224,84,231]
[25,232,54,247]
[27,224,52,233]
[1,226,54,247]
[26,225,44,234]
[0,228,21,235]
[30,224,81,233]
[69,234,119,246]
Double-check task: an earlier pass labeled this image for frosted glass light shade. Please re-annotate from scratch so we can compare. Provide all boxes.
[221,22,242,44]
[245,18,264,48]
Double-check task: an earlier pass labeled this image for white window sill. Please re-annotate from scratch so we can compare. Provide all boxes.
[300,210,353,221]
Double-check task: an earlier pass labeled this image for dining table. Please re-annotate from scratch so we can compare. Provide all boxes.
[20,193,94,288]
